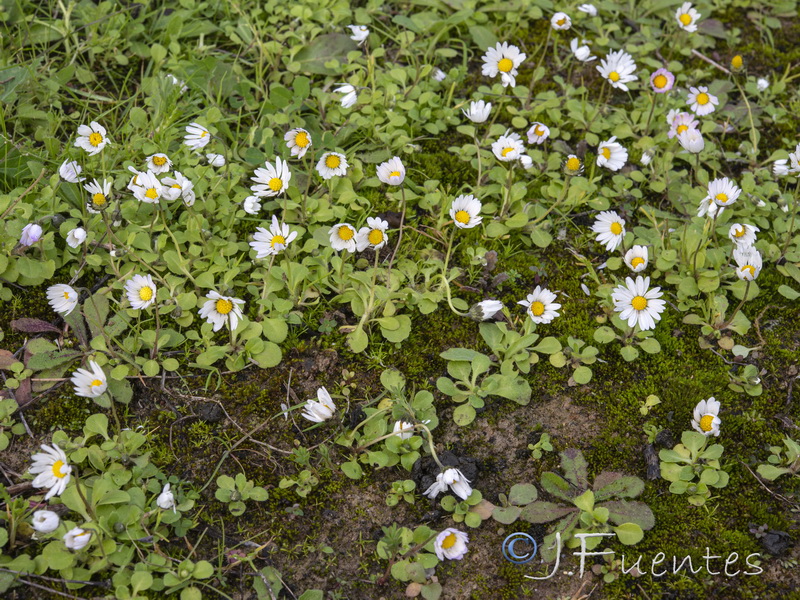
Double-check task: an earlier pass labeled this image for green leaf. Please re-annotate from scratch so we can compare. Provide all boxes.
[573,365,592,384]
[453,404,476,426]
[613,522,644,545]
[492,506,522,524]
[520,501,576,524]
[620,346,639,362]
[293,34,357,75]
[573,490,594,512]
[341,461,362,479]
[532,337,561,354]
[508,483,538,505]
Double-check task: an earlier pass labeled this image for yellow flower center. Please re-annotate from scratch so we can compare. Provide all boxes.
[676,124,689,134]
[501,147,515,157]
[498,58,513,73]
[52,460,67,478]
[731,55,743,69]
[200,130,209,137]
[601,147,611,159]
[88,132,103,147]
[268,177,283,191]
[171,184,181,189]
[325,155,341,169]
[338,226,354,241]
[742,265,755,277]
[679,13,692,26]
[92,193,106,206]
[610,222,623,235]
[454,210,470,224]
[556,18,566,26]
[91,379,103,388]
[699,414,714,432]
[63,291,70,299]
[535,125,545,136]
[631,295,648,311]
[715,193,728,204]
[295,131,310,147]
[139,286,153,301]
[271,235,286,247]
[368,229,384,245]
[631,257,645,268]
[389,171,401,178]
[215,299,233,315]
[152,156,167,166]
[566,157,581,171]
[653,74,668,89]
[608,71,620,82]
[442,533,457,549]
[696,92,710,105]
[530,301,545,316]
[145,188,158,200]
[734,227,745,238]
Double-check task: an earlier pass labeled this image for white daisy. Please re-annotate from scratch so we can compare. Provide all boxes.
[492,131,525,161]
[789,144,800,173]
[70,360,107,398]
[376,156,406,185]
[424,468,473,500]
[624,245,649,272]
[284,128,312,159]
[757,78,769,91]
[32,510,60,534]
[570,38,595,62]
[462,100,492,123]
[435,528,469,561]
[666,110,699,139]
[250,215,298,258]
[687,86,719,116]
[302,387,336,423]
[184,122,211,150]
[146,153,172,175]
[157,483,176,511]
[206,153,226,167]
[564,154,584,175]
[450,194,482,229]
[728,223,759,247]
[29,443,72,501]
[19,223,42,247]
[469,299,503,321]
[520,155,533,169]
[316,152,348,179]
[697,195,722,219]
[160,171,194,202]
[198,291,246,332]
[591,211,626,251]
[47,284,79,316]
[678,129,705,154]
[596,50,638,91]
[329,223,357,253]
[356,217,389,252]
[481,42,526,88]
[707,177,741,208]
[84,178,112,213]
[393,421,415,440]
[347,25,369,45]
[518,286,561,324]
[611,276,666,331]
[251,157,291,197]
[596,136,628,171]
[578,3,597,16]
[432,68,446,82]
[63,527,92,551]
[676,2,701,33]
[59,160,85,183]
[334,84,358,108]
[692,398,721,437]
[74,121,108,155]
[527,122,550,144]
[243,196,261,215]
[66,227,86,249]
[131,171,164,204]
[551,12,571,30]
[773,159,789,177]
[125,274,157,310]
[734,246,762,281]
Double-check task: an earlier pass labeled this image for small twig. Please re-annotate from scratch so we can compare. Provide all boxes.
[741,461,797,507]
[0,169,46,220]
[691,49,731,75]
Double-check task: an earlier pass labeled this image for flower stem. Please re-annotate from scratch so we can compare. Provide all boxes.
[720,279,751,330]
[387,185,406,272]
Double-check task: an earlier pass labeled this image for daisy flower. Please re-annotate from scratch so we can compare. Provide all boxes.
[687,86,719,116]
[789,144,800,172]
[578,3,597,15]
[679,130,705,157]
[29,443,72,500]
[697,195,722,219]
[667,110,699,139]
[356,217,389,252]
[243,196,261,215]
[520,155,533,169]
[692,398,721,437]
[757,78,769,91]
[376,156,406,186]
[551,12,571,30]
[250,215,298,258]
[469,300,503,321]
[161,171,194,202]
[570,38,595,62]
[251,157,291,197]
[676,2,701,32]
[302,387,336,423]
[707,177,741,208]
[334,84,357,108]
[284,128,312,159]
[734,246,762,281]
[66,227,86,249]
[19,223,42,247]
[527,122,550,144]
[329,223,357,253]
[450,194,482,229]
[316,152,348,179]
[728,223,759,247]
[84,178,112,213]
[32,510,60,534]
[518,286,561,324]
[157,483,176,511]
[125,274,157,310]
[206,153,225,167]
[591,210,625,251]
[462,100,492,123]
[650,68,675,93]
[393,421,415,440]
[432,68,446,82]
[481,42,526,88]
[59,160,85,183]
[624,245,649,272]
[63,527,92,551]
[348,25,369,45]
[198,291,245,332]
[132,171,164,204]
[74,121,108,155]
[424,468,473,500]
[596,136,628,171]
[773,159,789,177]
[492,131,525,161]
[563,154,584,176]
[146,153,172,174]
[435,529,469,561]
[611,276,666,331]
[596,50,637,91]
[47,284,79,315]
[71,360,107,398]
[184,122,211,150]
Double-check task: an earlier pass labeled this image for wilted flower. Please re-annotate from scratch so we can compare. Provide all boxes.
[302,387,336,423]
[424,468,472,500]
[157,483,176,511]
[32,510,60,534]
[469,299,503,321]
[462,100,492,123]
[66,227,86,249]
[59,160,85,183]
[19,223,42,247]
[393,421,415,440]
[206,153,226,167]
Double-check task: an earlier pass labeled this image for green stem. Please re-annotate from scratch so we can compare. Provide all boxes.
[780,180,800,258]
[473,133,483,188]
[720,279,751,330]
[530,178,570,226]
[387,185,406,272]
[644,92,656,133]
